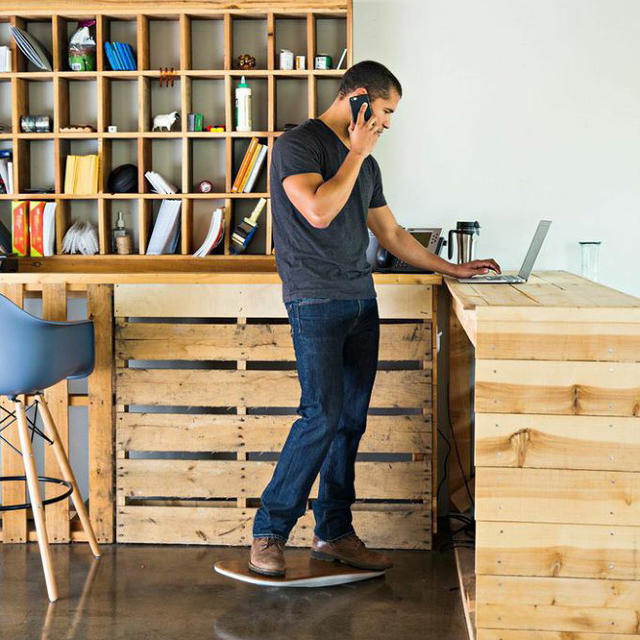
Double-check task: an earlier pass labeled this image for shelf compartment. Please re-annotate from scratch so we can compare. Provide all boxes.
[15,138,55,193]
[275,77,309,131]
[102,138,140,195]
[232,15,268,71]
[191,197,226,257]
[57,198,100,255]
[229,197,267,255]
[274,15,307,70]
[316,76,342,115]
[56,78,97,131]
[189,138,226,195]
[147,16,180,71]
[314,16,347,70]
[0,79,11,129]
[146,138,182,194]
[187,77,225,131]
[14,17,54,74]
[54,17,98,72]
[229,75,267,133]
[145,76,182,132]
[13,78,54,134]
[231,137,268,196]
[99,16,138,72]
[104,78,138,132]
[106,198,139,255]
[189,17,225,71]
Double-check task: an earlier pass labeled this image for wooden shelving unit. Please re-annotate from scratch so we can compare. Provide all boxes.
[0,2,352,261]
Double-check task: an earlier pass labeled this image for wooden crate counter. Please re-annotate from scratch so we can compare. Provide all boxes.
[445,271,640,640]
[0,267,440,549]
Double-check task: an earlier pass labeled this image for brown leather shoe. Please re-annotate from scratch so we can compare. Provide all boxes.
[249,537,286,576]
[311,533,393,571]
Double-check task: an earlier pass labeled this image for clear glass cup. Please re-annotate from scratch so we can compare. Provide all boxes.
[579,241,601,281]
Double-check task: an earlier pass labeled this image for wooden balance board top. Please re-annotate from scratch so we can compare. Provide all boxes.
[214,556,386,588]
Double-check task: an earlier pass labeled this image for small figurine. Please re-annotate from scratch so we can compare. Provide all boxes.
[152,110,180,131]
[236,53,256,70]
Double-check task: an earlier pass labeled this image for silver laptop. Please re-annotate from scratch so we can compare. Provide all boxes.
[458,220,551,284]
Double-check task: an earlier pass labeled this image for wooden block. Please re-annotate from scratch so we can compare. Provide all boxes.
[117,459,430,501]
[476,466,640,526]
[87,284,114,543]
[116,504,431,549]
[476,521,640,579]
[115,321,431,362]
[115,368,431,409]
[475,413,640,471]
[475,360,640,416]
[42,283,69,543]
[116,412,431,455]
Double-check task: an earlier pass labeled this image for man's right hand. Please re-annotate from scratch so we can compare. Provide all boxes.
[348,103,380,158]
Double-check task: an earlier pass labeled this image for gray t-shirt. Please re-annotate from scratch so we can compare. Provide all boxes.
[270,118,387,303]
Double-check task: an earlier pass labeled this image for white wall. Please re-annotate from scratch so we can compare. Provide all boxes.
[354,0,640,297]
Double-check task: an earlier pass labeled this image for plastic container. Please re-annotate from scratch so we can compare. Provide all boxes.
[235,76,252,132]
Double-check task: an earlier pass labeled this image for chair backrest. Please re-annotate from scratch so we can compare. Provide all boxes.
[0,294,95,397]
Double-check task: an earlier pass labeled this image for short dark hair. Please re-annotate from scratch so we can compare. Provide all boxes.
[338,60,402,101]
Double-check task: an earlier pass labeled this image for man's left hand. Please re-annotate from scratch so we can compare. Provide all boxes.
[454,259,502,278]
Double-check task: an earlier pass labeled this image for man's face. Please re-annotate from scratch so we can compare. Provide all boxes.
[369,89,401,135]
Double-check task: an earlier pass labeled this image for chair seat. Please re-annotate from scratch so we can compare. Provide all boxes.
[0,294,94,396]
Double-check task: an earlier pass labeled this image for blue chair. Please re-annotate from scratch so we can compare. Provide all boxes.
[0,293,101,602]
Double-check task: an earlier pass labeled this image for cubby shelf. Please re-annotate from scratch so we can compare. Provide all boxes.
[0,3,352,259]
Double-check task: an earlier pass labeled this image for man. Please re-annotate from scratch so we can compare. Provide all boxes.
[250,60,500,576]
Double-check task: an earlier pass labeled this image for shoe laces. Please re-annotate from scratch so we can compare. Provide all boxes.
[262,537,284,551]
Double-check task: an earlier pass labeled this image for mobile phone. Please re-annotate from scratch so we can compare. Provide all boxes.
[349,94,372,123]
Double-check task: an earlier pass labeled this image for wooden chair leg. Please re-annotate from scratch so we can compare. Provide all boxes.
[14,399,58,602]
[36,394,101,558]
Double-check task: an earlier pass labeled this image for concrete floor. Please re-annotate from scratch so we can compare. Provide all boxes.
[0,544,467,640]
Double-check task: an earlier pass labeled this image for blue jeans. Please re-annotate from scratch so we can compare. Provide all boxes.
[253,297,380,543]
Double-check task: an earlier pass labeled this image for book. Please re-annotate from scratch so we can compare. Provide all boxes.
[29,200,45,256]
[115,42,130,70]
[238,143,263,192]
[146,199,181,254]
[243,144,268,193]
[194,113,203,132]
[0,153,12,194]
[0,45,11,72]
[104,42,119,71]
[187,113,195,132]
[193,207,224,257]
[145,170,177,194]
[65,154,99,194]
[231,137,259,192]
[43,201,56,256]
[11,200,29,256]
[124,43,137,70]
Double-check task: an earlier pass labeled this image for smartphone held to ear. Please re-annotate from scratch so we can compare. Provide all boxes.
[349,94,372,123]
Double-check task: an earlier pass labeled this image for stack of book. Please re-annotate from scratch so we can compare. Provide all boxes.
[64,154,99,194]
[104,41,136,71]
[0,150,14,194]
[10,200,56,256]
[0,45,11,72]
[232,138,268,193]
[146,200,181,255]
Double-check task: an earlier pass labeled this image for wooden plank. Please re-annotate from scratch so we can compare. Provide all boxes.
[476,467,640,527]
[116,321,431,362]
[115,368,431,409]
[42,283,70,543]
[478,602,640,633]
[455,546,476,640]
[87,284,114,543]
[475,413,640,471]
[117,412,431,454]
[116,504,430,549]
[0,283,27,542]
[476,521,640,579]
[477,574,640,608]
[478,632,640,640]
[448,307,474,509]
[114,284,432,319]
[477,320,640,361]
[117,459,430,500]
[475,360,640,417]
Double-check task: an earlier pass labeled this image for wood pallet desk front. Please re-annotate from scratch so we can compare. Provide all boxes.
[446,271,640,639]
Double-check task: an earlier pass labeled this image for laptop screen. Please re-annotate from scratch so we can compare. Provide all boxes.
[518,220,552,280]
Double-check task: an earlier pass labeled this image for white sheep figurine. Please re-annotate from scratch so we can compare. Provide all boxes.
[152,110,180,132]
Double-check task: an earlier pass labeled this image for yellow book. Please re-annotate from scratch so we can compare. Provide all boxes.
[238,143,262,192]
[64,155,77,193]
[231,137,258,192]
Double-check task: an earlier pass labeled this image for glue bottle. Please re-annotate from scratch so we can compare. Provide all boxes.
[235,76,252,132]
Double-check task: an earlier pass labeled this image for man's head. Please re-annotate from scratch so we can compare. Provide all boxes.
[337,60,402,133]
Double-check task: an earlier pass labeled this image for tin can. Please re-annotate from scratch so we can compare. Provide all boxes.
[314,54,332,70]
[20,115,36,133]
[295,55,306,70]
[279,49,294,71]
[35,116,51,133]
